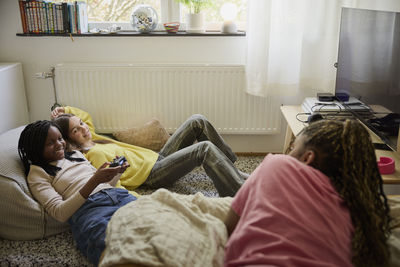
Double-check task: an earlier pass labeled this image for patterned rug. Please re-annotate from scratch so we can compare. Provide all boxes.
[0,155,265,267]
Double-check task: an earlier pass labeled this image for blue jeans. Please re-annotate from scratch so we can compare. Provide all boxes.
[68,188,136,266]
[145,114,243,197]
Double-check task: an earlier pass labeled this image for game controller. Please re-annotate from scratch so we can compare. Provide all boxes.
[109,156,127,167]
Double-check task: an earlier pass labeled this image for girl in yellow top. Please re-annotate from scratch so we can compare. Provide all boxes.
[52,106,245,197]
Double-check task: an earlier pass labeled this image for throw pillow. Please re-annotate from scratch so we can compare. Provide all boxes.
[113,119,170,152]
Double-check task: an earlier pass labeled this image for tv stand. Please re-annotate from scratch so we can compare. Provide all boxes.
[280,105,400,193]
[373,143,393,151]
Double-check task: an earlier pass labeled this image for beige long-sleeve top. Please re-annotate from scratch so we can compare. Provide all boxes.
[28,151,113,223]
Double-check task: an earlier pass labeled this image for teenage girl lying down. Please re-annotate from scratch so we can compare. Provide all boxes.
[224,119,392,267]
[51,106,248,197]
[18,120,134,266]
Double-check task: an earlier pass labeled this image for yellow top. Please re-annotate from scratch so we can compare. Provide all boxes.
[64,106,159,192]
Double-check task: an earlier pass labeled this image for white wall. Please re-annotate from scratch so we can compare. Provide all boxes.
[3,0,398,152]
[0,0,294,153]
[4,1,397,152]
[0,62,29,134]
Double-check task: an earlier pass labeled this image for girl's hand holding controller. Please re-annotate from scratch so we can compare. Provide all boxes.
[93,162,124,184]
[109,156,129,173]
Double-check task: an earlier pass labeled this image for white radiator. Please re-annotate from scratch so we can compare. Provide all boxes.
[54,63,280,134]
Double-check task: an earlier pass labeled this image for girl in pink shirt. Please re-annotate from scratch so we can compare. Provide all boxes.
[224,119,391,267]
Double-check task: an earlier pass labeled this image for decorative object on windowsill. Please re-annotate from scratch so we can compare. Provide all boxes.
[164,22,180,33]
[220,2,238,34]
[174,0,211,33]
[88,24,122,34]
[110,24,122,34]
[131,4,159,33]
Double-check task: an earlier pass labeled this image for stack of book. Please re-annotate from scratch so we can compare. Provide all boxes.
[18,0,88,34]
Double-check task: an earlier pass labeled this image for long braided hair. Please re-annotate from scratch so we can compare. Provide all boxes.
[299,119,391,267]
[18,120,84,176]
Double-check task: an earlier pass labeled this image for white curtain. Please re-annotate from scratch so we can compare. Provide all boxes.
[245,0,400,97]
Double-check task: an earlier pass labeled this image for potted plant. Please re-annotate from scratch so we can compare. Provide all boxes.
[174,0,211,33]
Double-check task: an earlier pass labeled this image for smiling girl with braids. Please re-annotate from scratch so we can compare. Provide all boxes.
[18,120,133,266]
[224,119,391,267]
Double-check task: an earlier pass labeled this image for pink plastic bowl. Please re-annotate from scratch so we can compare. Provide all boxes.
[377,156,395,175]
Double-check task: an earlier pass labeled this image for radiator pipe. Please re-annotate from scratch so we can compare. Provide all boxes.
[50,67,61,111]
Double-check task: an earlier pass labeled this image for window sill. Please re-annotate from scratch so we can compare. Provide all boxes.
[16,31,246,37]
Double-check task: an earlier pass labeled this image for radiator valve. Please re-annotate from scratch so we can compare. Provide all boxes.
[34,72,54,79]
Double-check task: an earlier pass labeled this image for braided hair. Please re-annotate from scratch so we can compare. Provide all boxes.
[18,120,84,176]
[299,119,391,267]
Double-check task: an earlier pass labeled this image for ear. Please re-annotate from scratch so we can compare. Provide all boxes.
[299,149,316,166]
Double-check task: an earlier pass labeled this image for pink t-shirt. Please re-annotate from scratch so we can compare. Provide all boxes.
[224,154,354,267]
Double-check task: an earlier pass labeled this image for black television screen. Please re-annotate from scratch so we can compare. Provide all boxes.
[335,7,400,150]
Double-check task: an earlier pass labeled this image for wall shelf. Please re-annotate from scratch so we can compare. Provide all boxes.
[16,31,246,37]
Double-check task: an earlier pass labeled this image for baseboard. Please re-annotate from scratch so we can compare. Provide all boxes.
[235,152,269,156]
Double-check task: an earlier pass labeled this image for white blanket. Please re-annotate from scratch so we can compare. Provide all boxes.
[100,189,232,267]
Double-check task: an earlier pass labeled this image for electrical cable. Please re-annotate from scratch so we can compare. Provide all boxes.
[334,96,396,151]
[296,112,311,123]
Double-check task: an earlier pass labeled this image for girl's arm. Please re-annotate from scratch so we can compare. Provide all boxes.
[224,207,240,236]
[106,161,130,187]
[51,106,65,118]
[28,166,87,222]
[51,106,96,133]
[29,163,125,222]
[79,162,126,198]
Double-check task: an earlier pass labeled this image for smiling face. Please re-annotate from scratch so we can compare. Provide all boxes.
[43,126,66,162]
[68,116,92,147]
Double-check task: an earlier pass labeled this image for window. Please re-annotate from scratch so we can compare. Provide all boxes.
[180,0,246,31]
[54,0,246,32]
[88,0,161,22]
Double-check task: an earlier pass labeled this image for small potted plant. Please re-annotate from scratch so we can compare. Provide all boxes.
[174,0,211,33]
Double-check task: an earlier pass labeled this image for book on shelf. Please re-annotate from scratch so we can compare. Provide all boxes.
[76,1,88,34]
[61,2,70,34]
[17,1,88,35]
[56,3,64,33]
[47,2,54,33]
[18,0,28,34]
[68,2,76,34]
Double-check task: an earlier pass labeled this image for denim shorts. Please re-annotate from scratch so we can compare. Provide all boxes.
[68,188,137,265]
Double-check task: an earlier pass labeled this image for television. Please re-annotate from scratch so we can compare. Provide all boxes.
[335,7,400,151]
